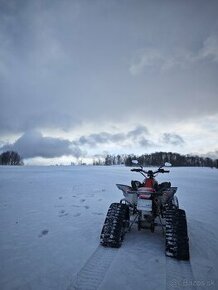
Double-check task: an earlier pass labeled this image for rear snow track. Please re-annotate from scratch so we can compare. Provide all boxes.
[67,246,118,290]
[67,228,204,290]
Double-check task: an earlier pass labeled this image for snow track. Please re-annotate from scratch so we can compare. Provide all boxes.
[68,246,118,290]
[99,228,167,290]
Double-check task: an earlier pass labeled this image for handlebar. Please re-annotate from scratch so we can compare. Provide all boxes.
[131,167,170,175]
[130,168,142,172]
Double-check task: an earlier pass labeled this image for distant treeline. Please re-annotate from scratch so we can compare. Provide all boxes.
[93,152,218,168]
[0,151,23,165]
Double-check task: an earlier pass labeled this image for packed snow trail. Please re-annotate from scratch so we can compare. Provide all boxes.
[67,246,118,290]
[74,222,215,290]
[68,225,167,290]
[98,227,167,290]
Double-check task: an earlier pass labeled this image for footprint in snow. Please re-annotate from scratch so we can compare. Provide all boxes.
[58,196,63,200]
[80,199,86,203]
[38,229,49,238]
[98,199,102,202]
[59,210,69,217]
[92,212,104,216]
[84,205,90,210]
[71,204,81,208]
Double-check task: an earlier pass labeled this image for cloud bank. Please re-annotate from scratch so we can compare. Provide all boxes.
[0,126,187,161]
[74,125,150,147]
[1,131,83,159]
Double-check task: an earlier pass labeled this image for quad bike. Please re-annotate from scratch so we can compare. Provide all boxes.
[100,162,190,260]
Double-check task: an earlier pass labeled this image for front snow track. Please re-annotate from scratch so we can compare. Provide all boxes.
[165,207,190,260]
[100,203,129,248]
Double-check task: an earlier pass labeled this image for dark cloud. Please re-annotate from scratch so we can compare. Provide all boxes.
[0,125,152,159]
[138,137,154,148]
[76,132,126,147]
[74,126,150,147]
[0,0,218,136]
[127,125,149,138]
[1,130,83,159]
[161,133,185,146]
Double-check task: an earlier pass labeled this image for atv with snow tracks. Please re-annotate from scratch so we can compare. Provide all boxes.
[100,162,190,260]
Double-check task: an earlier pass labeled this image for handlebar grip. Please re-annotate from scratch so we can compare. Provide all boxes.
[158,169,170,173]
[131,168,141,172]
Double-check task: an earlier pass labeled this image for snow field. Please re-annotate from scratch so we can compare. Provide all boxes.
[0,166,218,290]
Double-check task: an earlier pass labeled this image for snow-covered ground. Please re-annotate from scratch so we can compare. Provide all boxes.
[0,166,217,290]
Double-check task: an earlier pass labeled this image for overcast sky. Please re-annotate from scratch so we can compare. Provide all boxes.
[0,0,218,164]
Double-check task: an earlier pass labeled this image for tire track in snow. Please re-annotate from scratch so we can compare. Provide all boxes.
[99,228,167,290]
[67,246,118,290]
